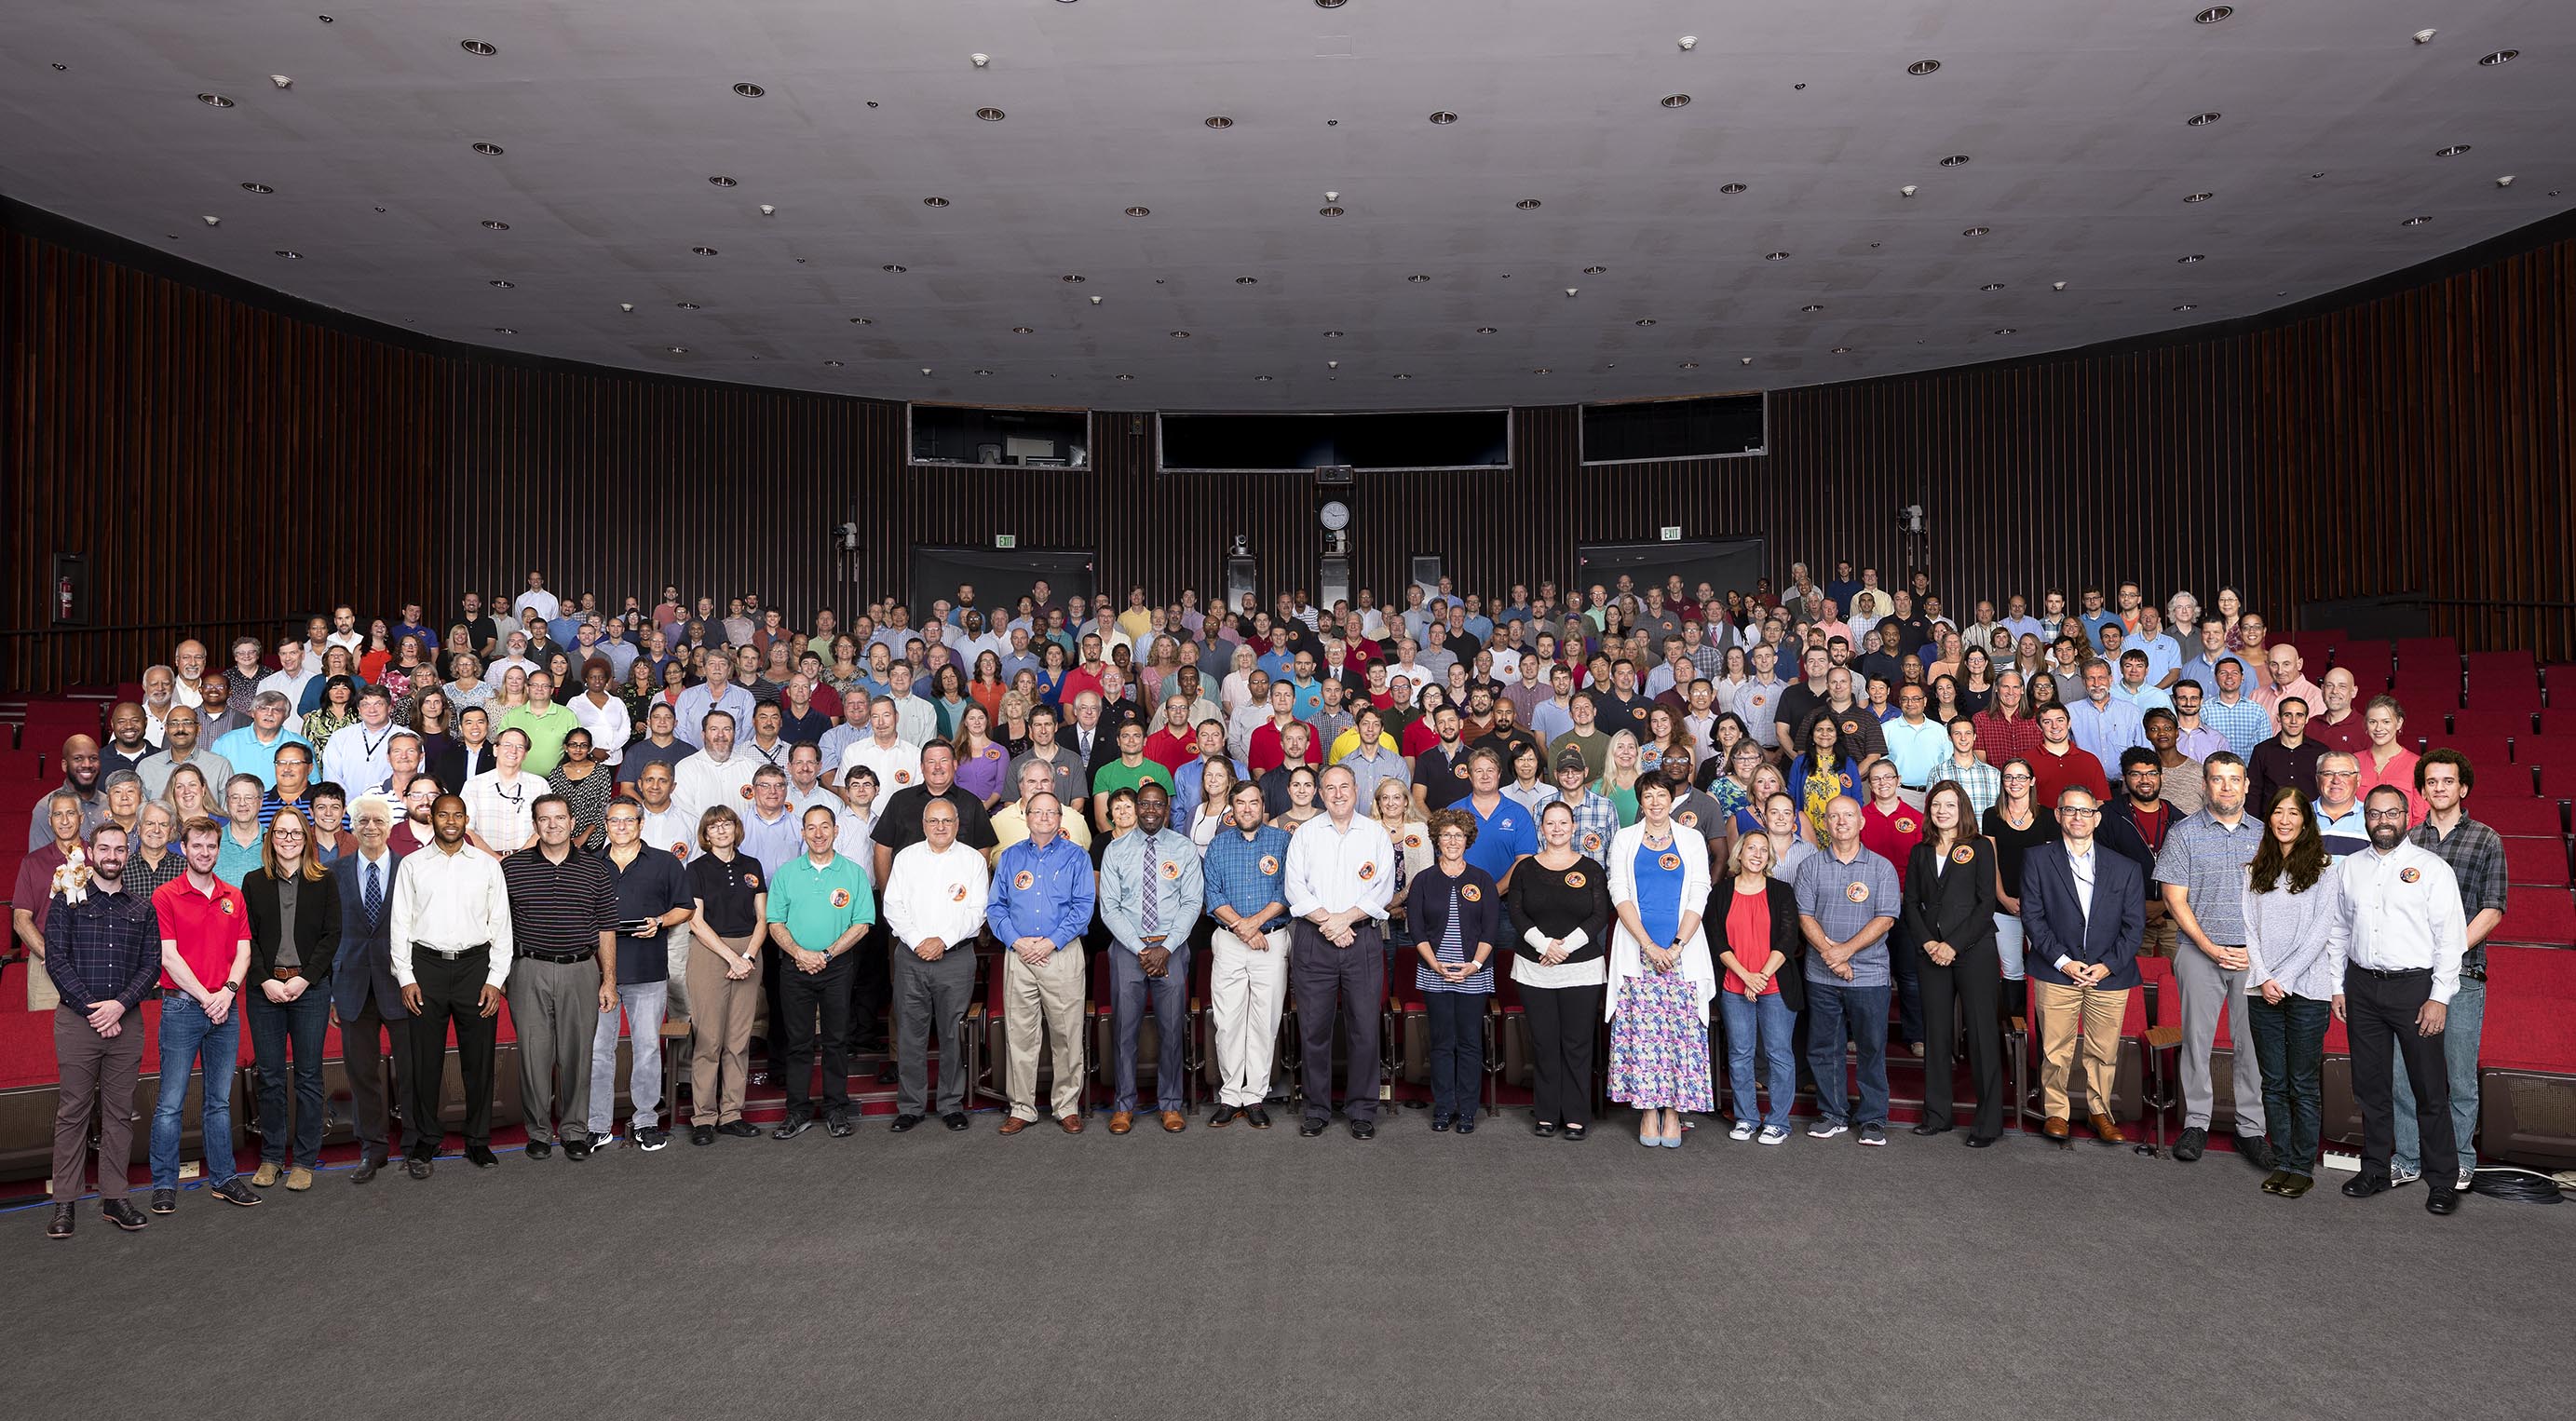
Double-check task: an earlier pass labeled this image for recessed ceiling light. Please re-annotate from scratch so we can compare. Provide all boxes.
[1740,357,1755,365]
[1765,251,1790,261]
[1678,360,1700,370]
[2177,253,2204,263]
[667,345,687,354]
[1204,115,1233,129]
[1317,0,1346,7]
[480,219,509,230]
[970,53,990,69]
[1171,331,1190,338]
[1060,274,1085,283]
[1429,111,1457,125]
[493,327,515,334]
[1406,274,1430,283]
[275,250,301,259]
[1124,206,1151,217]
[1719,183,1748,195]
[847,316,872,325]
[2174,304,2197,311]
[53,61,69,71]
[240,182,273,194]
[198,93,235,108]
[911,196,948,210]
[490,279,515,289]
[675,300,698,308]
[920,368,934,376]
[618,303,634,313]
[461,39,496,56]
[2052,281,2068,291]
[2434,144,2471,157]
[1582,265,1608,275]
[2479,49,2518,66]
[1907,59,1942,75]
[1980,282,2005,291]
[201,215,220,226]
[692,245,719,256]
[974,369,994,376]
[1530,368,1551,375]
[1116,373,1134,381]
[733,82,766,97]
[1515,198,1542,210]
[2194,5,2232,21]
[1800,304,1823,313]
[1476,326,1498,334]
[1993,327,2016,335]
[473,142,504,156]
[976,107,1006,121]
[1319,206,1345,216]
[2184,191,2214,204]
[2412,28,2437,45]
[1391,373,1411,380]
[1011,326,1034,333]
[1831,345,1851,354]
[1962,225,1989,237]
[882,264,907,272]
[1939,155,1972,169]
[2402,214,2434,226]
[2496,175,2516,187]
[1323,330,1344,337]
[1236,276,1258,284]
[824,359,843,368]
[2186,112,2221,126]
[1660,94,1691,109]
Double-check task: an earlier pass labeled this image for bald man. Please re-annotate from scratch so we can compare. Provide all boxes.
[29,735,107,850]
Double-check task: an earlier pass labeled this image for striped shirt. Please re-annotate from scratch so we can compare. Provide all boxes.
[2152,808,2265,945]
[498,846,618,958]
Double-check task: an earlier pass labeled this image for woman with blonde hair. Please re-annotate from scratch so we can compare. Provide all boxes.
[1594,729,1646,827]
[241,806,340,1190]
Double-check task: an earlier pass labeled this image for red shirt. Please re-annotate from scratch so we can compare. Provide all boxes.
[1247,719,1322,777]
[2027,742,2110,818]
[1721,885,1777,995]
[1144,725,1200,776]
[1400,717,1444,759]
[153,873,251,991]
[1860,801,1926,888]
[1971,710,2042,768]
[2308,711,2368,756]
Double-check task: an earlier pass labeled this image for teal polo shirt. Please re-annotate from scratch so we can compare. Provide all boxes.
[765,850,875,952]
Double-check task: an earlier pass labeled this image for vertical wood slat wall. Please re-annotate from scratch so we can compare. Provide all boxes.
[8,219,2574,695]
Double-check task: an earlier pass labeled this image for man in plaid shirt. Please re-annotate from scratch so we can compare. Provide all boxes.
[2396,749,2509,1192]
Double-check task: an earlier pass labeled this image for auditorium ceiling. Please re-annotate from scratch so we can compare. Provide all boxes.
[4,0,2569,411]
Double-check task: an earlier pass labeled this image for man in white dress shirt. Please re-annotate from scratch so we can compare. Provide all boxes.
[1283,765,1397,1140]
[388,793,514,1178]
[879,801,990,1133]
[673,710,760,831]
[2331,785,2469,1216]
[836,697,922,797]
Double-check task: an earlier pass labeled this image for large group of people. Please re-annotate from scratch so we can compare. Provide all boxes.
[20,563,2502,1238]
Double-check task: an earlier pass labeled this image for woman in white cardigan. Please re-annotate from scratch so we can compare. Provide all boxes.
[1606,778,1717,1147]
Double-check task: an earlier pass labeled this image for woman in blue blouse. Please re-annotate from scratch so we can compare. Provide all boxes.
[1408,808,1501,1133]
[1032,642,1072,708]
[1607,780,1716,1147]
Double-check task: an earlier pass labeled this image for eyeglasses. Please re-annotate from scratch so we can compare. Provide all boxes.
[2057,805,2098,818]
[2364,808,2409,821]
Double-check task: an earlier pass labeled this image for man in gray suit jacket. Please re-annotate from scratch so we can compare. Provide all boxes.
[334,794,412,1183]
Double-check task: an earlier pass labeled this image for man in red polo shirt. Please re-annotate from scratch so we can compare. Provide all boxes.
[147,816,259,1214]
[1144,694,1200,778]
[2027,705,2110,818]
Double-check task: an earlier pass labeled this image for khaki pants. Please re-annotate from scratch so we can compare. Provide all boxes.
[2140,914,2178,958]
[2038,981,2129,1119]
[28,957,61,1012]
[1209,927,1293,1106]
[687,936,762,1126]
[1003,941,1087,1121]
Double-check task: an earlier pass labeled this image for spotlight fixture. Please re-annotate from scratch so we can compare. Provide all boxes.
[2177,253,2205,263]
[1740,357,1754,366]
[1980,282,2005,291]
[1939,154,1971,167]
[2401,214,2434,226]
[1406,274,1430,283]
[1583,265,1608,275]
[1720,183,1747,195]
[619,303,634,313]
[461,39,496,56]
[1317,0,1346,7]
[1255,374,1273,382]
[848,317,872,324]
[974,369,994,375]
[921,196,951,208]
[1319,206,1345,216]
[1170,330,1190,338]
[709,174,738,187]
[667,345,687,354]
[1831,346,1851,354]
[1476,326,1497,334]
[2434,144,2471,156]
[1565,288,1579,297]
[1962,225,1989,237]
[1322,330,1344,337]
[2186,112,2221,126]
[1800,304,1824,313]
[1089,296,1103,304]
[2051,281,2068,291]
[241,182,273,194]
[1530,368,1550,375]
[1325,191,1339,202]
[1899,184,1918,197]
[1391,373,1411,380]
[975,107,1005,121]
[1429,110,1457,124]
[675,301,698,308]
[1124,206,1150,216]
[1634,318,1656,327]
[733,82,766,97]
[758,204,776,216]
[275,250,301,259]
[2194,6,2232,21]
[1236,276,1258,284]
[1204,115,1233,129]
[1679,360,1700,369]
[473,142,505,155]
[1907,59,1942,75]
[2479,49,2518,65]
[2496,175,2515,187]
[201,215,220,226]
[480,219,509,230]
[2174,304,2197,311]
[693,245,719,256]
[1516,198,1542,210]
[1993,327,2016,335]
[493,327,515,334]
[270,74,293,88]
[1011,326,1034,333]
[1661,94,1690,109]
[970,53,989,68]
[1116,373,1134,381]
[198,92,235,107]
[882,264,907,272]
[824,359,843,367]
[2412,28,2437,45]
[1061,274,1086,283]
[490,279,515,289]
[1764,251,1790,261]
[2184,191,2214,203]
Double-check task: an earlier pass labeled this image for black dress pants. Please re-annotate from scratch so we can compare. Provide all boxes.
[1519,981,1604,1128]
[782,951,856,1113]
[2346,966,2456,1183]
[1918,938,2003,1139]
[405,948,497,1156]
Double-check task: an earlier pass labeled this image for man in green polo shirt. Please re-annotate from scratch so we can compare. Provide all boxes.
[500,670,582,777]
[766,805,875,1139]
[1089,721,1173,832]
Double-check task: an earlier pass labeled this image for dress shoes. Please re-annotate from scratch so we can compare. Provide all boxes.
[1159,1111,1186,1133]
[1108,1111,1135,1135]
[2173,1126,2207,1162]
[1911,1122,1951,1137]
[2340,1172,2392,1199]
[1455,1114,1477,1135]
[1965,1134,1997,1148]
[2260,1169,2293,1196]
[102,1198,147,1231]
[2426,1187,2461,1216]
[943,1112,970,1131]
[874,1062,900,1086]
[1534,1120,1558,1139]
[46,1204,74,1239]
[523,1140,554,1161]
[1059,1114,1085,1134]
[1430,1114,1452,1133]
[251,1162,281,1188]
[210,1179,263,1207]
[715,1120,761,1138]
[466,1145,499,1169]
[1244,1105,1271,1130]
[888,1114,926,1133]
[2277,1174,2315,1198]
[150,1188,178,1213]
[691,1125,717,1146]
[2235,1132,2279,1171]
[1208,1104,1241,1128]
[1349,1119,1376,1140]
[2041,1116,2070,1142]
[561,1138,591,1162]
[997,1116,1032,1136]
[1299,1117,1329,1138]
[404,1157,434,1181]
[2088,1114,2126,1145]
[349,1156,386,1185]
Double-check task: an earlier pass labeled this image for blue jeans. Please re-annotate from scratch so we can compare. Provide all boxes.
[2246,992,2330,1177]
[1719,990,1797,1129]
[248,987,330,1167]
[152,993,240,1189]
[2393,975,2485,1176]
[1805,978,1891,1128]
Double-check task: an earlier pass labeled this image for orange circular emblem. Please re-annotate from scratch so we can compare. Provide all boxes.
[1357,860,1377,880]
[1461,883,1482,901]
[1678,811,1698,828]
[1657,852,1681,872]
[1895,817,1918,834]
[1582,832,1602,854]
[1406,832,1424,849]
[1750,694,1766,708]
[1159,859,1180,881]
[1845,881,1870,903]
[745,874,761,888]
[829,887,852,908]
[950,883,969,902]
[1565,871,1587,888]
[895,769,913,784]
[1258,854,1280,874]
[220,897,237,915]
[1454,764,1470,778]
[1012,870,1035,890]
[2399,866,2421,883]
[1950,845,1974,865]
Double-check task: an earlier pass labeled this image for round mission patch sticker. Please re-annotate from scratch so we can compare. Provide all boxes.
[1846,882,1870,903]
[1951,846,1974,866]
[1013,870,1035,890]
[1258,854,1280,874]
[1657,852,1681,872]
[2399,866,2420,883]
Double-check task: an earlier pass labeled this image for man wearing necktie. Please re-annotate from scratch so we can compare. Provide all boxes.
[332,794,412,1182]
[1099,782,1203,1133]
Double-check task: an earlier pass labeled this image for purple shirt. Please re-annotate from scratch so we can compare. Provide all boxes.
[953,741,1010,805]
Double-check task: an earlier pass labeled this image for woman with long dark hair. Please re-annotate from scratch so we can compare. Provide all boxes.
[2240,787,2343,1198]
[1787,715,1858,841]
[1507,801,1613,1140]
[1903,781,2002,1144]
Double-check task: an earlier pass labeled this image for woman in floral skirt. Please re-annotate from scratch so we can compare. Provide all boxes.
[1606,779,1716,1147]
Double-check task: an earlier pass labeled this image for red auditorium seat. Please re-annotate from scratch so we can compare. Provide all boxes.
[2391,672,2462,712]
[2447,710,2535,741]
[2476,798,2568,837]
[0,749,42,780]
[2427,735,2514,773]
[2286,632,2342,670]
[2537,765,2576,802]
[2474,947,2576,1171]
[2503,837,2574,889]
[2331,641,2394,690]
[2492,888,2576,948]
[2463,650,2542,712]
[2394,635,2459,668]
[2538,708,2576,741]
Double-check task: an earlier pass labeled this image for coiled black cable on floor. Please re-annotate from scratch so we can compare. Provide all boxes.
[2465,1166,2571,1205]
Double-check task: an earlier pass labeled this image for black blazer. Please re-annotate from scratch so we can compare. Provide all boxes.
[430,741,496,794]
[243,864,344,988]
[1403,863,1506,965]
[1712,877,1806,1013]
[1901,838,2000,954]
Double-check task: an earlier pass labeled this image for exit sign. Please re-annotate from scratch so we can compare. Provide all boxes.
[995,534,1017,548]
[1659,526,1683,542]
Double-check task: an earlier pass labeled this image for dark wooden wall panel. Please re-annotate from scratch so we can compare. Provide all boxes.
[9,213,2574,697]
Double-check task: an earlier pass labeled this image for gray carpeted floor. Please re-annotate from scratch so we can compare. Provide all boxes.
[7,1111,2568,1420]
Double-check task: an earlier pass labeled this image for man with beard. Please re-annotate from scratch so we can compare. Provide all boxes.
[28,735,107,848]
[2331,786,2469,1217]
[102,703,156,777]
